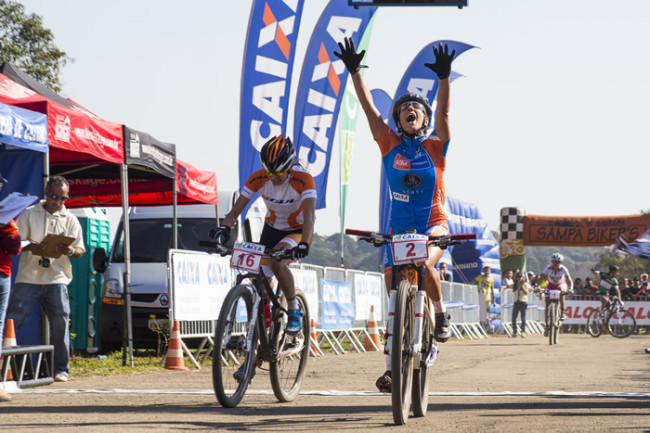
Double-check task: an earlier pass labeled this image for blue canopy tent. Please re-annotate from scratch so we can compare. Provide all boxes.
[0,101,48,344]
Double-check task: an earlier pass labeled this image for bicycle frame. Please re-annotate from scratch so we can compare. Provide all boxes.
[232,268,289,363]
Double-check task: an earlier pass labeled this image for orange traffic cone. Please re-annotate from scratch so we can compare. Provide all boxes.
[3,319,17,380]
[309,318,322,357]
[3,319,17,347]
[364,305,383,351]
[164,321,188,371]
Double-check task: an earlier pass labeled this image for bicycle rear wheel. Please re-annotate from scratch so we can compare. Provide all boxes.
[411,301,434,418]
[392,280,415,425]
[270,289,311,402]
[212,284,259,408]
[607,309,636,338]
[586,309,602,338]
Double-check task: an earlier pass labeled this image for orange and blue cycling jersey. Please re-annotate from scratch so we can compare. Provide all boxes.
[377,124,449,233]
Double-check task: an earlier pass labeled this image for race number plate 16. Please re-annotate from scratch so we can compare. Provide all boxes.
[391,233,429,265]
[231,242,265,273]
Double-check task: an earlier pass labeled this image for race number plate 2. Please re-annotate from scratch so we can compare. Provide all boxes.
[391,233,429,265]
[231,242,265,273]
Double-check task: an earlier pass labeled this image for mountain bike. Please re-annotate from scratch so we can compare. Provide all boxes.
[201,239,310,408]
[540,288,570,345]
[586,296,636,338]
[346,229,475,425]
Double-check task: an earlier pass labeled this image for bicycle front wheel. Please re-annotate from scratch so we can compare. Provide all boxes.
[548,304,557,345]
[212,284,259,408]
[607,309,636,338]
[411,300,434,418]
[270,289,311,402]
[392,280,415,425]
[586,308,602,338]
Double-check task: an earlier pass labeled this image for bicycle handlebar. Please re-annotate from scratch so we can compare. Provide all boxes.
[345,228,476,249]
[198,240,293,261]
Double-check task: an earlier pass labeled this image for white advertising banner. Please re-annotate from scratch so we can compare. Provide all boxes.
[564,299,650,326]
[354,273,384,322]
[291,268,319,323]
[169,249,232,321]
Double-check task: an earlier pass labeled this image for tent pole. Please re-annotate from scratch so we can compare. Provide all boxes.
[120,163,134,367]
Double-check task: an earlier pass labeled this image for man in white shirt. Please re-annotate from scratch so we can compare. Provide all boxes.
[7,176,85,383]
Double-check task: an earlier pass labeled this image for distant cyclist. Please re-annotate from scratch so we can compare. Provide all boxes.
[334,37,456,392]
[539,253,573,335]
[592,265,622,312]
[210,135,316,336]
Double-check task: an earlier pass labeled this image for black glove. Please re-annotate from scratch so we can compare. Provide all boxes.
[209,226,231,244]
[333,36,367,75]
[424,43,456,80]
[291,242,309,260]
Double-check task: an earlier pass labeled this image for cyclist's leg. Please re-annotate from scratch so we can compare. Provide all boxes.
[559,284,567,320]
[424,224,451,343]
[267,231,311,335]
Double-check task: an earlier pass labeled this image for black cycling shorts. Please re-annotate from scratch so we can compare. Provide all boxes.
[259,224,302,249]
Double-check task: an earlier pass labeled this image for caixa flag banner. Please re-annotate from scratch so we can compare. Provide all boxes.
[239,0,306,193]
[293,0,376,209]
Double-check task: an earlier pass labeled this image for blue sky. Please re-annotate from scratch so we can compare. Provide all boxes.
[17,0,650,235]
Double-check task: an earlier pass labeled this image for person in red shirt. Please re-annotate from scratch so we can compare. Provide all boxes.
[0,173,22,402]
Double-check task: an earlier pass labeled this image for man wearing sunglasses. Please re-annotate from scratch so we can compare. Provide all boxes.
[7,176,85,383]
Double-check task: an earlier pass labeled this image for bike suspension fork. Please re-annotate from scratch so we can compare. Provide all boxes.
[412,267,426,356]
[385,288,397,356]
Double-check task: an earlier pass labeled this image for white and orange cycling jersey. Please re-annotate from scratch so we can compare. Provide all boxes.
[241,166,317,231]
[542,264,571,290]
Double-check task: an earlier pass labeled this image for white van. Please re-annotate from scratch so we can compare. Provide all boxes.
[93,191,266,352]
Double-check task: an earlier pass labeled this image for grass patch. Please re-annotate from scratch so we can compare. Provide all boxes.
[69,349,167,377]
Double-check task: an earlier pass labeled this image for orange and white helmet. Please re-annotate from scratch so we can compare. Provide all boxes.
[259,135,296,174]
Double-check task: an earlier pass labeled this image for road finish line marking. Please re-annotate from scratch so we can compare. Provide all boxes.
[12,388,650,399]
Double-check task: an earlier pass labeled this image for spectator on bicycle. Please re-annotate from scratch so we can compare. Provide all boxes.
[539,253,573,335]
[210,135,316,336]
[592,265,622,313]
[473,266,496,333]
[334,37,456,392]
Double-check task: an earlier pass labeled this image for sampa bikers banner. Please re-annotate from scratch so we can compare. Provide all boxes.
[239,0,306,193]
[292,0,376,209]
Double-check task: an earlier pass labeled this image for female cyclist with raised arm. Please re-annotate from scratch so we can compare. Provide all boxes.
[334,37,456,392]
[210,135,316,337]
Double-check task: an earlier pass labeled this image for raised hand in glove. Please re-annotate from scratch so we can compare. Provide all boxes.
[424,43,456,80]
[333,36,367,75]
[291,242,310,260]
[209,226,231,244]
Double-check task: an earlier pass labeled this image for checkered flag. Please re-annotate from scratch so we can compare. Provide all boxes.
[500,207,525,240]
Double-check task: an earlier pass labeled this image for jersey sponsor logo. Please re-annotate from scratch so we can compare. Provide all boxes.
[401,173,422,189]
[263,196,298,205]
[392,192,409,202]
[393,154,411,170]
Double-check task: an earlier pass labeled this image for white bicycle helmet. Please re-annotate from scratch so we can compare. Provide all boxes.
[550,253,564,263]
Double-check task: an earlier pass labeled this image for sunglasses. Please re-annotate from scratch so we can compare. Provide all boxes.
[266,170,286,177]
[48,193,70,202]
[399,100,425,113]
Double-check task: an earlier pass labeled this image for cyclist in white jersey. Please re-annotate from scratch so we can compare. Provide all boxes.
[539,252,573,335]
